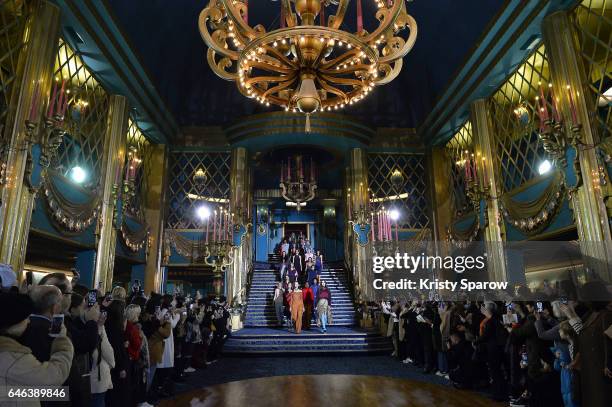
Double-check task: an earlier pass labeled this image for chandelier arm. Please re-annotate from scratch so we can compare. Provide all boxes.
[318,73,363,88]
[199,6,240,59]
[319,63,371,75]
[320,49,360,70]
[207,49,238,80]
[327,0,349,29]
[263,46,298,69]
[363,1,404,44]
[281,0,298,27]
[220,0,266,41]
[316,77,349,102]
[262,75,298,99]
[247,60,295,75]
[378,15,418,64]
[244,74,294,87]
[375,60,402,85]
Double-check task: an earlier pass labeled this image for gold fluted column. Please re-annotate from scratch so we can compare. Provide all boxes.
[0,1,60,277]
[94,95,129,291]
[470,99,508,282]
[229,146,249,304]
[348,148,371,300]
[542,12,612,279]
[143,145,168,294]
[427,147,453,279]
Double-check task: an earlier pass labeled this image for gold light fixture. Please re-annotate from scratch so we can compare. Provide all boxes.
[199,0,417,116]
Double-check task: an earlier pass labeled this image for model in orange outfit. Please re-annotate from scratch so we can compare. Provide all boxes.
[290,282,305,333]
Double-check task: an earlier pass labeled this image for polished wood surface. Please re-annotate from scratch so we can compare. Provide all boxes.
[159,374,504,407]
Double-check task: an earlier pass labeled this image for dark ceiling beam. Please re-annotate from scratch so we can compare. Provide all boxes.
[419,0,579,146]
[50,0,180,144]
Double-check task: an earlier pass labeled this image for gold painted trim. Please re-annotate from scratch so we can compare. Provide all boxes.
[526,224,577,241]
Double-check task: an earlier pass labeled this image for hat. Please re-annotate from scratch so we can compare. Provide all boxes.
[0,264,17,289]
[0,293,33,329]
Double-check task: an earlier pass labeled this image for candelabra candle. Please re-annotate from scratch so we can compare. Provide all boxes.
[471,154,477,180]
[378,210,382,241]
[539,84,549,121]
[206,217,209,243]
[213,211,217,242]
[48,80,58,117]
[319,1,324,26]
[287,157,291,181]
[56,80,65,117]
[548,84,559,122]
[371,212,375,242]
[395,219,399,242]
[280,161,284,183]
[310,157,314,183]
[464,154,471,181]
[568,85,578,125]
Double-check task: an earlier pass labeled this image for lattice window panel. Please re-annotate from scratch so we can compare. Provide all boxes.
[367,153,430,229]
[167,151,231,229]
[446,120,474,215]
[573,1,612,141]
[125,117,154,221]
[50,38,109,188]
[0,0,28,138]
[489,44,552,192]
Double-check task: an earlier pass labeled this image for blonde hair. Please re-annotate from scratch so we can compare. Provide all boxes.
[125,304,141,322]
[111,286,126,300]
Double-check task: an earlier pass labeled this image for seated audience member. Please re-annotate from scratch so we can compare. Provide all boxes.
[0,293,74,404]
[21,284,63,362]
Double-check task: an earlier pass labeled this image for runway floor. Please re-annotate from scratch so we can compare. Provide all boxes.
[159,374,505,407]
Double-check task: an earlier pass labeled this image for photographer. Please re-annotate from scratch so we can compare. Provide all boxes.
[21,285,63,362]
[65,293,100,406]
[0,293,74,407]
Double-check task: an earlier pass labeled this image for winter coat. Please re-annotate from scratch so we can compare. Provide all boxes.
[0,334,73,407]
[157,309,179,368]
[146,317,171,366]
[90,326,115,394]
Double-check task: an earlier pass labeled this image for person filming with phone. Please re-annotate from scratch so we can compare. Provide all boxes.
[0,292,74,406]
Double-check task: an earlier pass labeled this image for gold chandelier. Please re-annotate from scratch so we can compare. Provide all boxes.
[198,0,417,115]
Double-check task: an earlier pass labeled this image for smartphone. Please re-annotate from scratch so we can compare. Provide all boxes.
[155,306,161,314]
[506,302,513,312]
[87,290,97,307]
[26,271,33,286]
[559,297,568,305]
[100,310,107,318]
[104,294,112,303]
[536,301,543,313]
[49,314,64,337]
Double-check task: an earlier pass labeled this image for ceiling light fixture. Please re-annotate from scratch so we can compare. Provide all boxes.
[199,0,417,118]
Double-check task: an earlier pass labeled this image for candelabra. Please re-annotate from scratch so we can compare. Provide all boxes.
[279,155,317,211]
[537,118,582,188]
[37,115,67,169]
[202,240,235,273]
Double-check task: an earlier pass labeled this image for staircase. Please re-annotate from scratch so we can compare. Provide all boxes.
[224,259,392,354]
[244,261,356,327]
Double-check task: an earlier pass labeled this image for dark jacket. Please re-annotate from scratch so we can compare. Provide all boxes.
[20,315,53,362]
[510,314,549,380]
[64,315,99,407]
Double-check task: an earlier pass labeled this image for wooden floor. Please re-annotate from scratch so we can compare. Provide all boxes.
[159,374,504,407]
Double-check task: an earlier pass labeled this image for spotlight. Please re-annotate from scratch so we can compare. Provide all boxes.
[196,205,211,220]
[69,166,87,184]
[388,209,400,221]
[538,160,552,175]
